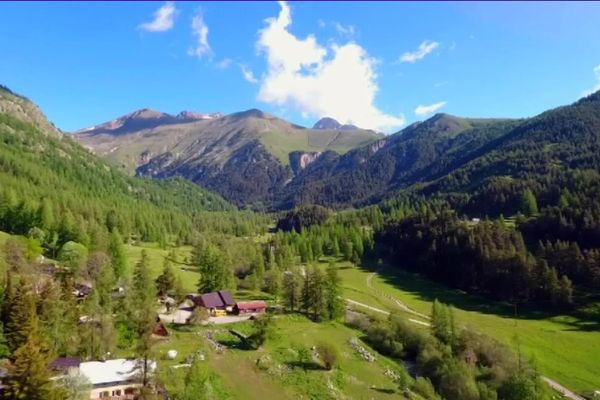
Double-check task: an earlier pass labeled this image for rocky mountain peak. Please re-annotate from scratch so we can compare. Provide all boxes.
[313,117,341,130]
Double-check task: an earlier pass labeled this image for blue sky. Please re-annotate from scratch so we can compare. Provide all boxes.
[1,1,599,132]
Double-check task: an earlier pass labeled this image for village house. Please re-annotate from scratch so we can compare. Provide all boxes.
[79,359,156,400]
[50,358,156,400]
[193,290,235,316]
[233,300,267,315]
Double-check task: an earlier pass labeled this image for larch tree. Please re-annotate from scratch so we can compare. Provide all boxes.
[324,261,344,320]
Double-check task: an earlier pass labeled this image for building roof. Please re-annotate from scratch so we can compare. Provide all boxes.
[79,359,156,386]
[49,357,82,370]
[235,301,267,310]
[218,290,235,306]
[196,290,235,308]
[152,321,169,337]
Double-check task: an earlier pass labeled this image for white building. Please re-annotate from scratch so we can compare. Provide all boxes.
[79,359,156,400]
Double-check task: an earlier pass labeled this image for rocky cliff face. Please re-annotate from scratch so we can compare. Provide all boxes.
[289,151,322,174]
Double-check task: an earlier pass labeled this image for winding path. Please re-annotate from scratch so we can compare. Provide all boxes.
[541,377,585,400]
[347,271,586,400]
[366,272,430,320]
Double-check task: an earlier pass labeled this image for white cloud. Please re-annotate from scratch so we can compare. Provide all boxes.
[188,11,211,59]
[139,2,176,32]
[240,65,258,83]
[399,40,439,63]
[415,101,447,117]
[581,64,600,97]
[215,58,232,69]
[334,22,355,37]
[256,1,404,132]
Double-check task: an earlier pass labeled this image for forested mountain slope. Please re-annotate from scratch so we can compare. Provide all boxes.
[284,92,600,211]
[0,85,239,251]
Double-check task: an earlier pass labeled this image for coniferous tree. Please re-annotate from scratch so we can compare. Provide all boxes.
[324,261,344,320]
[196,244,232,293]
[155,257,176,297]
[0,322,10,359]
[130,250,156,393]
[108,230,128,279]
[263,270,281,300]
[5,281,36,353]
[282,268,301,312]
[521,189,539,217]
[3,298,56,400]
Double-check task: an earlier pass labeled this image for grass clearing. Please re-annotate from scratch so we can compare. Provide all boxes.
[124,242,198,292]
[323,257,600,395]
[153,315,410,400]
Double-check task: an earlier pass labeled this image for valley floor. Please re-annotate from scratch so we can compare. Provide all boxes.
[334,261,600,396]
[111,242,599,397]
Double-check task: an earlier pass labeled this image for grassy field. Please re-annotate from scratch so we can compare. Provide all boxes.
[124,242,199,293]
[125,242,599,395]
[326,258,600,395]
[154,315,412,400]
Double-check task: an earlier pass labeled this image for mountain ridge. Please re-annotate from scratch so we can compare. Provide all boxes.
[75,107,383,206]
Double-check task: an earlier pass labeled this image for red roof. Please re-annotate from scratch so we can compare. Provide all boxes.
[152,322,169,337]
[235,301,267,310]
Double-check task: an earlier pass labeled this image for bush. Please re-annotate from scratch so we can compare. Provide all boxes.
[316,342,339,370]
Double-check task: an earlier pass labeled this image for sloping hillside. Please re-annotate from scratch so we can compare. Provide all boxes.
[0,85,233,247]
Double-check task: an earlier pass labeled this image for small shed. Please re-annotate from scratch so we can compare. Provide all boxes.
[152,316,170,339]
[233,301,267,315]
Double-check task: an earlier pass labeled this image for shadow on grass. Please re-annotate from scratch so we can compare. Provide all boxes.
[357,258,599,330]
[168,324,198,333]
[370,387,397,395]
[286,361,327,371]
[235,290,274,301]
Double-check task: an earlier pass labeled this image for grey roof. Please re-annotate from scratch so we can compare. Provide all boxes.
[218,290,235,306]
[196,290,235,308]
[49,357,82,370]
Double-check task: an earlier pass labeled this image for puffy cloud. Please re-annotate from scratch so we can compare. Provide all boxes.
[399,40,439,63]
[415,101,447,117]
[240,65,258,83]
[139,2,176,32]
[188,11,211,59]
[256,1,404,132]
[581,64,600,97]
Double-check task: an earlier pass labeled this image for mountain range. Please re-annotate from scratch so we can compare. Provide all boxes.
[75,109,382,207]
[73,90,600,212]
[3,83,600,213]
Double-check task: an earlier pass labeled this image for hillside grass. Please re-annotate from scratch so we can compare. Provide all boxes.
[259,129,380,166]
[323,258,600,395]
[153,315,411,400]
[124,242,198,293]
